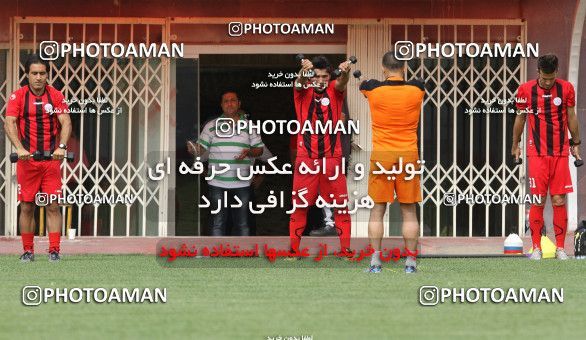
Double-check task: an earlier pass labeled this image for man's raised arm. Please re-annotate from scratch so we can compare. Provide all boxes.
[294,58,313,91]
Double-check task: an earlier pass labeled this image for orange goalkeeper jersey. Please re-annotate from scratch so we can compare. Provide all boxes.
[360,76,425,162]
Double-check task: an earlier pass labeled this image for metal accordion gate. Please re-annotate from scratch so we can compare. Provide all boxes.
[2,17,171,236]
[346,20,528,237]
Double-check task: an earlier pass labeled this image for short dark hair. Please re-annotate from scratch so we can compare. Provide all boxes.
[311,55,332,73]
[382,51,404,71]
[24,54,50,74]
[538,54,558,74]
[220,90,239,102]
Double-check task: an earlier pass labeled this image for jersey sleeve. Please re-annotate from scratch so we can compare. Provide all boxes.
[515,85,529,111]
[249,123,264,149]
[293,82,308,100]
[5,90,22,118]
[331,80,345,100]
[407,78,425,91]
[197,121,214,150]
[566,82,576,107]
[359,79,379,98]
[406,78,426,102]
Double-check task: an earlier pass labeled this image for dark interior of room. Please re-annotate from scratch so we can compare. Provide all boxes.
[175,53,345,236]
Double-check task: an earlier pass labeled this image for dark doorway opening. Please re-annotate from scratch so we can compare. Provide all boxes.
[175,53,345,236]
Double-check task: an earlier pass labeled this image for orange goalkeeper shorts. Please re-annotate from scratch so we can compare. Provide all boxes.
[368,159,422,203]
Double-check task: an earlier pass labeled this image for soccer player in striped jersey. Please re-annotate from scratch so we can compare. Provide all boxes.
[289,56,352,255]
[512,54,581,260]
[4,54,72,262]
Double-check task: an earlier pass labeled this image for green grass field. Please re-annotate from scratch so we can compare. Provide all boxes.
[1,255,585,339]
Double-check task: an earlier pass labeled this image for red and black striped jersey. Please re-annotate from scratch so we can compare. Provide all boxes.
[293,80,344,159]
[5,85,68,153]
[516,79,576,157]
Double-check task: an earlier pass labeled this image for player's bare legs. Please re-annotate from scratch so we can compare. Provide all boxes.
[19,202,36,261]
[400,203,418,253]
[45,202,61,234]
[551,194,569,260]
[368,203,386,250]
[45,202,62,261]
[528,195,546,260]
[367,203,386,272]
[19,202,36,234]
[401,203,419,272]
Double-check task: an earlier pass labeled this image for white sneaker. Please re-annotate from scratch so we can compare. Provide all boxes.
[556,248,569,260]
[529,248,542,260]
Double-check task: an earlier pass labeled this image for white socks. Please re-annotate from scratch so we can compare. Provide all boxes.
[370,251,382,266]
[405,256,417,268]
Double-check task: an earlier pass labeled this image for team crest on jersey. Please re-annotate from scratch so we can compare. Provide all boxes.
[553,97,562,106]
[10,93,16,101]
[44,103,54,115]
[321,97,330,106]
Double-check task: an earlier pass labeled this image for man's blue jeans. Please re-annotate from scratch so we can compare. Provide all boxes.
[208,185,250,236]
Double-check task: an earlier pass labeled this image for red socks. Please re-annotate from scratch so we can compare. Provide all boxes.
[553,205,567,248]
[333,208,351,249]
[289,208,307,251]
[20,232,61,253]
[529,205,544,249]
[529,204,568,249]
[49,232,61,253]
[289,208,352,251]
[21,232,34,253]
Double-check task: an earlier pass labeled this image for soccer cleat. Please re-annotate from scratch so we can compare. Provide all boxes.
[405,266,417,274]
[283,248,303,261]
[48,251,61,263]
[20,251,34,263]
[283,256,302,261]
[555,248,569,260]
[529,248,542,260]
[339,248,355,261]
[365,265,382,273]
[309,226,338,236]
